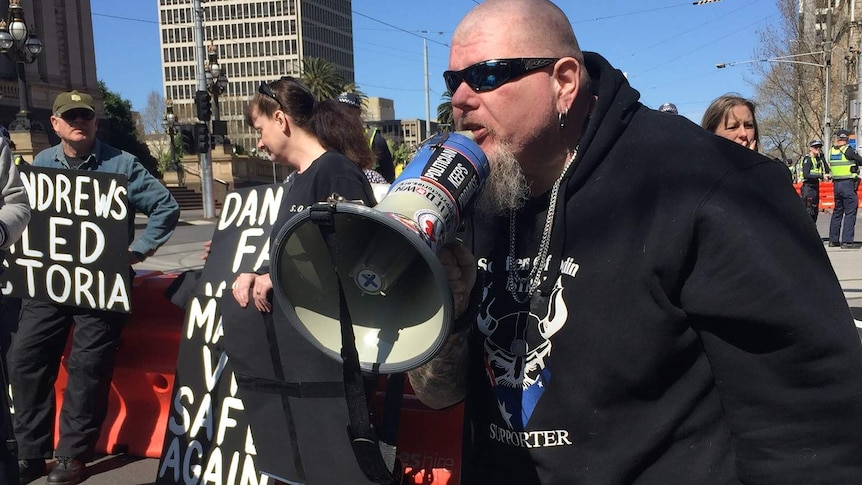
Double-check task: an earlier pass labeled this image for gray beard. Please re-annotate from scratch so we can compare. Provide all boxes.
[475,142,531,217]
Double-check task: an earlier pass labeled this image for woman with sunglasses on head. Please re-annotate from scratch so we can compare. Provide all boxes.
[230,76,377,311]
[220,77,382,484]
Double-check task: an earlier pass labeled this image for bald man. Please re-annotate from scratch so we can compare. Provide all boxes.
[408,1,862,483]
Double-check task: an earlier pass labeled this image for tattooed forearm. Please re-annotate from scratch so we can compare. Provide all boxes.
[407,329,469,409]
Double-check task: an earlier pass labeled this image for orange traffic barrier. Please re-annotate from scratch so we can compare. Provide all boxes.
[791,181,862,210]
[53,270,184,458]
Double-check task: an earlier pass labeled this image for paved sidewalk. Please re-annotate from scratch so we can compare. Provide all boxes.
[815,213,862,335]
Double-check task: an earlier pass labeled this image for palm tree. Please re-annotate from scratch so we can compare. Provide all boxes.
[437,90,453,126]
[300,57,344,101]
[340,83,367,101]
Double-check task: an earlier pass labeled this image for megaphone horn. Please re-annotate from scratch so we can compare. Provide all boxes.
[270,132,489,373]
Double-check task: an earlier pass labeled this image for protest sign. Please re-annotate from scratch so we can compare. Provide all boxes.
[1,165,131,312]
[157,184,283,485]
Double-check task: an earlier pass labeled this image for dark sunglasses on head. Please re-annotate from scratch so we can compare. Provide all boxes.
[443,57,559,93]
[258,76,316,110]
[258,80,284,109]
[60,109,95,122]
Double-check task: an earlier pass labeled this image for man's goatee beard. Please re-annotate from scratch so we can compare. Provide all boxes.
[475,142,530,216]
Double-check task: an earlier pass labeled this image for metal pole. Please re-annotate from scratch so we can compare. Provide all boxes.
[193,0,215,219]
[15,61,27,114]
[424,38,431,137]
[857,14,862,142]
[213,88,220,122]
[823,7,832,145]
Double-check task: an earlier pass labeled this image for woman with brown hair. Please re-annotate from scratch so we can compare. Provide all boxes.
[232,76,377,309]
[220,76,384,484]
[701,93,760,151]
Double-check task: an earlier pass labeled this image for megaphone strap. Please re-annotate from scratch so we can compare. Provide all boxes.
[314,208,403,484]
[234,373,346,398]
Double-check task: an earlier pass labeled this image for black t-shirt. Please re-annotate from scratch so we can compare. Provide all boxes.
[260,150,376,274]
[271,150,376,240]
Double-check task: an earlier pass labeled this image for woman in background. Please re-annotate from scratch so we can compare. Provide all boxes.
[701,93,760,151]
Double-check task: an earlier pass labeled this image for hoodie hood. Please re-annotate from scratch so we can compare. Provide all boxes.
[533,52,642,296]
[566,52,643,194]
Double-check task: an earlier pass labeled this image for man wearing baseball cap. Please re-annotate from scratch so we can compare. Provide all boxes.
[799,138,830,222]
[828,129,862,248]
[9,90,180,484]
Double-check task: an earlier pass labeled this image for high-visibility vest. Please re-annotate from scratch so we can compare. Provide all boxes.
[367,127,379,147]
[829,145,856,179]
[808,155,824,178]
[795,157,805,182]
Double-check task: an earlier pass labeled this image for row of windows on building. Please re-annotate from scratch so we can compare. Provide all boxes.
[159,0,297,23]
[301,22,353,51]
[161,18,299,46]
[162,38,300,66]
[302,42,353,79]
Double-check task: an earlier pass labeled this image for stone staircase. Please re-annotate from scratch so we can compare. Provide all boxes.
[167,186,221,211]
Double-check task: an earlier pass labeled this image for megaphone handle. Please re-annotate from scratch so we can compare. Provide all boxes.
[314,215,402,484]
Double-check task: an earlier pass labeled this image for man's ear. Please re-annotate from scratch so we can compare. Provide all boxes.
[554,57,581,113]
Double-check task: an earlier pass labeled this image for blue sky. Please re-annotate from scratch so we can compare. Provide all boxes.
[90,0,778,125]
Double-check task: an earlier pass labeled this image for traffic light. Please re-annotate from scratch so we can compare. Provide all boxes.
[179,124,195,155]
[195,90,212,122]
[195,122,210,153]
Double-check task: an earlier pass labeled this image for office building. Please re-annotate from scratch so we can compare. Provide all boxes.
[157,0,355,152]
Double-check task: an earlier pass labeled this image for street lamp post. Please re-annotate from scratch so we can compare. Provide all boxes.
[717,50,831,146]
[0,0,42,132]
[162,99,183,186]
[205,42,228,142]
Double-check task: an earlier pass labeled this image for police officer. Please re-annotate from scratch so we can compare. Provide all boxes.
[800,138,830,222]
[828,129,862,248]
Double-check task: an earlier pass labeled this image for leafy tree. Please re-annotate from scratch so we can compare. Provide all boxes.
[752,0,835,161]
[98,81,160,177]
[301,57,345,101]
[392,142,417,167]
[437,90,453,126]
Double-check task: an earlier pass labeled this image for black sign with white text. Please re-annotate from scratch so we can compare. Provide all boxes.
[157,183,283,485]
[1,165,131,312]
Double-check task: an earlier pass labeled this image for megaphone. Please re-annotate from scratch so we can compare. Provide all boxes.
[270,132,489,373]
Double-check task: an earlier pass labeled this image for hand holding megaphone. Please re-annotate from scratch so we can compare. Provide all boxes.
[438,241,478,317]
[270,131,489,373]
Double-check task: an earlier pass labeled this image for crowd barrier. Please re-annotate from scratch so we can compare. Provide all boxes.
[52,270,464,483]
[792,181,862,211]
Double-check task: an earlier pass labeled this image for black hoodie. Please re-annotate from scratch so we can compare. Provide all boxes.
[461,52,862,485]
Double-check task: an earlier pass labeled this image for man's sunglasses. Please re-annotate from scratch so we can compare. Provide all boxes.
[443,58,559,93]
[60,109,95,122]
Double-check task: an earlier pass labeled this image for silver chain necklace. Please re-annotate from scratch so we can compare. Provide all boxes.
[506,147,578,303]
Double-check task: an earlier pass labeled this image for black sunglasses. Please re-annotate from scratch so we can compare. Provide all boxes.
[258,80,284,109]
[258,76,316,110]
[443,58,559,93]
[60,109,95,122]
